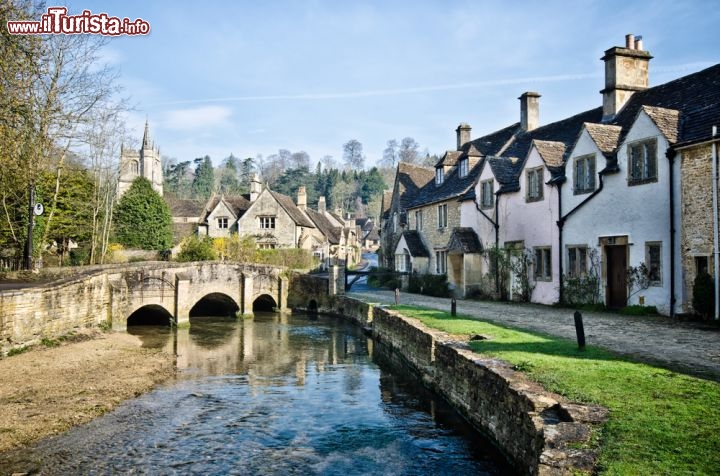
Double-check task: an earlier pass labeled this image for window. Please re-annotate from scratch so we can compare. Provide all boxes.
[259,216,276,229]
[396,250,411,273]
[415,210,423,231]
[435,250,448,274]
[628,139,658,185]
[480,179,494,209]
[567,246,588,277]
[459,158,469,178]
[217,217,229,229]
[435,167,444,186]
[526,167,544,202]
[258,243,276,250]
[437,203,448,229]
[130,161,139,174]
[574,155,596,194]
[534,247,551,281]
[695,256,709,276]
[645,242,662,286]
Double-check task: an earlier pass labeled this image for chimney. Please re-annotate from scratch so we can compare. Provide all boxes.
[249,173,262,202]
[601,34,652,121]
[519,92,541,131]
[456,123,472,150]
[318,196,326,214]
[297,186,307,210]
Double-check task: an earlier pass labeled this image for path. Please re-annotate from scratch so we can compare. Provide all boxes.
[348,289,720,382]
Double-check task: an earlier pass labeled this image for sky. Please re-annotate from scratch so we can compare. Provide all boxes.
[74,0,719,169]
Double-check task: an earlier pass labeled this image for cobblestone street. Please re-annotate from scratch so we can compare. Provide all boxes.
[349,289,720,381]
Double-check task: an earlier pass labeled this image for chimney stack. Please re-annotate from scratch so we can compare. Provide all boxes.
[456,123,472,150]
[519,92,541,132]
[249,174,262,202]
[601,34,652,121]
[297,186,307,210]
[318,196,326,214]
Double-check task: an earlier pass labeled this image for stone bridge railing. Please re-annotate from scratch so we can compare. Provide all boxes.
[0,261,290,354]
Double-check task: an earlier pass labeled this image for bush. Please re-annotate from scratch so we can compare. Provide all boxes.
[176,235,216,262]
[408,272,450,297]
[693,272,715,320]
[367,266,399,289]
[69,246,90,266]
[619,305,658,316]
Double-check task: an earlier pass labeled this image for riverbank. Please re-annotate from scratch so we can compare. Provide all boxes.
[0,330,175,453]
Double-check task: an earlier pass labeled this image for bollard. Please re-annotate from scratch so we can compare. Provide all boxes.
[451,297,457,316]
[574,311,586,350]
[394,288,400,305]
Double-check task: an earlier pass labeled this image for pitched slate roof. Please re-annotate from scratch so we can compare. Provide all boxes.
[610,63,720,146]
[268,190,315,228]
[166,198,206,218]
[304,208,341,244]
[199,195,251,223]
[381,191,392,219]
[486,156,523,193]
[467,122,522,156]
[641,105,680,144]
[396,162,435,209]
[447,227,483,254]
[532,140,566,168]
[400,230,430,257]
[409,158,484,208]
[584,123,622,157]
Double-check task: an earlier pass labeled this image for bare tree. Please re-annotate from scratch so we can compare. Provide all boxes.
[398,137,420,164]
[321,155,336,170]
[342,139,365,170]
[290,151,310,169]
[381,139,398,168]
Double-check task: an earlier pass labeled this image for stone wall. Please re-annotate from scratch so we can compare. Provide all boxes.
[307,289,607,475]
[680,144,716,312]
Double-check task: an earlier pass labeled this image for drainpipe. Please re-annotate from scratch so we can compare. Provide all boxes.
[713,126,719,320]
[557,181,564,303]
[474,195,501,293]
[667,147,677,319]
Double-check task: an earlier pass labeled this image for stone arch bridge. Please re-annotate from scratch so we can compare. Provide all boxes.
[0,261,289,351]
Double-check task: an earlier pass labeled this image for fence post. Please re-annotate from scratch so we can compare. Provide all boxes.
[574,311,586,350]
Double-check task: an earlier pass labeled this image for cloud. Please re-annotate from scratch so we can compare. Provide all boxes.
[161,106,233,131]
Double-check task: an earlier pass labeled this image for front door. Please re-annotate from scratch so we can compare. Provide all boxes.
[605,245,627,309]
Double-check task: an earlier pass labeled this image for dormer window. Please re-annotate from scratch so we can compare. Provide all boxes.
[459,158,468,178]
[435,167,444,186]
[526,167,544,202]
[628,138,657,185]
[574,155,596,194]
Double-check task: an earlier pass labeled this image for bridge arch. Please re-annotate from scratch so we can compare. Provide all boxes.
[127,304,174,326]
[190,292,240,318]
[253,294,277,312]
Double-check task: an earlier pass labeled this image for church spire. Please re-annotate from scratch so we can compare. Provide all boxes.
[142,119,151,149]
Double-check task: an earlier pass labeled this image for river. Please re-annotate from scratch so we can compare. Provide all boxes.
[0,312,513,475]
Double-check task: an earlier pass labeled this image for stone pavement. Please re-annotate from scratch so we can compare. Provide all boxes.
[348,289,720,382]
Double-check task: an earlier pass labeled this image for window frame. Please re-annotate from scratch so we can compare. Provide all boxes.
[415,210,423,231]
[259,216,276,229]
[567,245,588,278]
[645,241,662,286]
[534,246,552,281]
[435,250,448,274]
[459,158,468,178]
[628,138,658,185]
[480,179,494,209]
[437,203,448,229]
[573,154,596,195]
[435,167,444,186]
[217,217,229,229]
[526,166,544,202]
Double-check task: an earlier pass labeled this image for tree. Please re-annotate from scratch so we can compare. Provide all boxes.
[217,154,241,195]
[343,139,365,170]
[398,137,420,164]
[381,139,399,168]
[290,151,310,169]
[358,167,386,203]
[191,156,215,200]
[165,160,193,198]
[113,177,172,250]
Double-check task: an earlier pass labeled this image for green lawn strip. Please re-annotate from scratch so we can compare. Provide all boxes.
[390,305,720,475]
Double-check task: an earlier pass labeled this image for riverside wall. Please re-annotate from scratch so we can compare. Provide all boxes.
[301,287,607,476]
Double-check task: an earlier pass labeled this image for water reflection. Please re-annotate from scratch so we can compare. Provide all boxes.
[1,313,513,475]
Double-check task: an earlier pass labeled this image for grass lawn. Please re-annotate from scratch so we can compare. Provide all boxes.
[391,305,720,475]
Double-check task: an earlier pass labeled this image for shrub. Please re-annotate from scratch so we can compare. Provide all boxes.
[692,272,715,320]
[69,245,90,266]
[368,266,400,289]
[176,235,216,262]
[408,272,450,297]
[619,305,658,316]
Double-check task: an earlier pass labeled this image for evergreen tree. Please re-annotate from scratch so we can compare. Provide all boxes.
[114,177,173,250]
[191,155,215,199]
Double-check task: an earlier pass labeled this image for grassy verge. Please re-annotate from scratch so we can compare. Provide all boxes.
[391,304,720,475]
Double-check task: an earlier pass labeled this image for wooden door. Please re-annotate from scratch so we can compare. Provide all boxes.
[606,245,627,309]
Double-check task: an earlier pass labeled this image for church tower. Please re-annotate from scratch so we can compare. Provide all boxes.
[118,120,164,198]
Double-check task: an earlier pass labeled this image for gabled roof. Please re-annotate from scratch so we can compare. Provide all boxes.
[304,208,341,244]
[640,105,680,144]
[399,230,430,257]
[436,150,462,168]
[268,190,315,228]
[409,159,483,208]
[381,191,392,219]
[199,195,251,223]
[486,156,523,193]
[447,227,483,254]
[166,198,206,218]
[467,122,522,156]
[395,162,435,210]
[532,140,566,168]
[584,123,622,157]
[610,63,720,147]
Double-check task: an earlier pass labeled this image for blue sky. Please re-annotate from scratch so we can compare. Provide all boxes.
[79,0,719,168]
